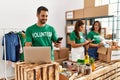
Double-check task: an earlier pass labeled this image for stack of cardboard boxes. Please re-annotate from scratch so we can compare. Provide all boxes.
[66,0,109,20]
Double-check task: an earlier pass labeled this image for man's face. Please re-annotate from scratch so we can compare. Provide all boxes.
[37,10,48,24]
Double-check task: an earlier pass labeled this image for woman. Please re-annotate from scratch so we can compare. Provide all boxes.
[87,21,103,60]
[70,20,89,61]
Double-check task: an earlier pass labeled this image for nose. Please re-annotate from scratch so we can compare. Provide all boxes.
[44,15,48,19]
[42,17,46,20]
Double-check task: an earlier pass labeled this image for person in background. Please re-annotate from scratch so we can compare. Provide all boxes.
[25,6,61,61]
[87,21,103,60]
[70,20,90,61]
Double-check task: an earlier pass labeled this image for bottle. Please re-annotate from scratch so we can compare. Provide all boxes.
[84,54,89,64]
[85,64,92,75]
[89,57,95,71]
[91,63,96,71]
[77,59,84,74]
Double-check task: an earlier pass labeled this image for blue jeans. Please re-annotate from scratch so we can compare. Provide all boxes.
[88,47,98,60]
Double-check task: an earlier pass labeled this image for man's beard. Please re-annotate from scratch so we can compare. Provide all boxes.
[40,19,47,24]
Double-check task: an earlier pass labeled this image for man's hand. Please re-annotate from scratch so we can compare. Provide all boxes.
[54,42,61,48]
[25,42,32,47]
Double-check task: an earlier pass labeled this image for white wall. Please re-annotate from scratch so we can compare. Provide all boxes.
[0,0,83,78]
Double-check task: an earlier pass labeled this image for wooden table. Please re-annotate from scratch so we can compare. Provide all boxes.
[60,61,120,80]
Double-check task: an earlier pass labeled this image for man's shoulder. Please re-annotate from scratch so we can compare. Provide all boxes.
[45,24,56,31]
[46,24,54,28]
[26,24,36,30]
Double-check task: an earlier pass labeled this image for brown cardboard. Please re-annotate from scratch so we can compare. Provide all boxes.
[112,41,118,46]
[59,48,69,59]
[97,47,108,55]
[54,50,59,60]
[84,5,108,18]
[74,9,84,19]
[106,34,112,39]
[97,47,111,62]
[84,0,95,8]
[55,58,68,65]
[98,47,120,62]
[54,48,69,64]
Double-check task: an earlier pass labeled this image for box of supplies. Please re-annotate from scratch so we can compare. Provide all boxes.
[97,47,120,62]
[66,11,74,19]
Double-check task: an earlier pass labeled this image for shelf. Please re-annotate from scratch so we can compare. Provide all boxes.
[66,15,114,21]
[66,15,115,49]
[66,18,86,21]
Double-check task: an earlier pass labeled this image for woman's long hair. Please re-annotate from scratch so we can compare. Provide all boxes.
[74,20,84,39]
[91,21,101,33]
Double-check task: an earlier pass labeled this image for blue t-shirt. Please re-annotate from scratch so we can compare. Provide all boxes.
[2,33,20,62]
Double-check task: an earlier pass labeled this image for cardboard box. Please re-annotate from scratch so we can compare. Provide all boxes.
[74,9,84,19]
[97,47,111,62]
[66,25,74,33]
[84,5,108,18]
[55,58,68,65]
[84,0,95,8]
[54,48,69,64]
[66,11,74,19]
[111,50,120,61]
[106,34,112,39]
[97,47,120,62]
[59,48,69,59]
[54,50,59,60]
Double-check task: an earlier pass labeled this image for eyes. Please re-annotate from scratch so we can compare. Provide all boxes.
[41,15,48,17]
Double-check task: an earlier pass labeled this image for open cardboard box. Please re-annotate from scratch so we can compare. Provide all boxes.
[54,48,69,64]
[97,47,120,62]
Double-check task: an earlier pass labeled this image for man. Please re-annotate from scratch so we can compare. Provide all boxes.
[25,6,61,61]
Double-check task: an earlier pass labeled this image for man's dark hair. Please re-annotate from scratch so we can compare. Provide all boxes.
[37,6,48,14]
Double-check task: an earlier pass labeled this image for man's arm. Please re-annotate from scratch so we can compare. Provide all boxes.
[51,27,61,48]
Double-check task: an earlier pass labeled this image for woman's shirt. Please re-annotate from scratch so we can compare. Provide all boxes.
[70,31,86,44]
